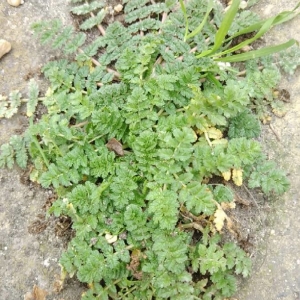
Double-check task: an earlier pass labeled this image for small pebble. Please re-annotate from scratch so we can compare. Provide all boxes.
[7,0,24,7]
[27,190,35,199]
[114,4,123,13]
[240,1,247,9]
[0,39,12,59]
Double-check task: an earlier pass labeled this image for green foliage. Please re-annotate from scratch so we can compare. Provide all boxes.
[0,135,28,169]
[31,20,86,54]
[248,159,290,195]
[279,45,300,75]
[228,110,261,139]
[0,90,22,118]
[27,79,39,117]
[190,229,251,298]
[0,0,296,299]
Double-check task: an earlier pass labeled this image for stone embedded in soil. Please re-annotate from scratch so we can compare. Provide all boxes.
[114,4,123,13]
[7,0,24,7]
[0,39,12,59]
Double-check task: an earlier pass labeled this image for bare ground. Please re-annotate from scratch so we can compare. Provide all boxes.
[0,1,299,300]
[0,1,85,299]
[235,1,300,299]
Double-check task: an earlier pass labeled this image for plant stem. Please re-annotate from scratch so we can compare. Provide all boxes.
[86,0,106,36]
[78,48,121,79]
[204,131,213,148]
[19,96,46,103]
[122,286,137,298]
[71,121,89,128]
[89,133,106,144]
[180,222,204,232]
[237,65,263,77]
[29,118,50,168]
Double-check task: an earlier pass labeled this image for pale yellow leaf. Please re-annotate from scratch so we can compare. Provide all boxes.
[222,170,231,181]
[221,201,236,210]
[213,207,227,231]
[45,87,53,97]
[232,168,243,186]
[211,138,228,146]
[207,127,223,140]
[272,108,286,118]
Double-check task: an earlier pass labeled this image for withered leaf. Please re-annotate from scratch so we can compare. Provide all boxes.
[213,206,227,232]
[232,168,243,186]
[274,88,290,102]
[221,201,236,210]
[106,138,124,156]
[207,127,223,140]
[222,170,231,181]
[126,249,143,280]
[24,285,48,300]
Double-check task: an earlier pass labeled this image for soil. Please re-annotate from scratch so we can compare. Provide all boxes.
[235,1,300,299]
[0,0,299,300]
[0,1,86,299]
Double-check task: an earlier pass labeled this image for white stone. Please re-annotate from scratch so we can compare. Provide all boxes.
[7,0,24,7]
[0,39,11,59]
[114,4,123,13]
[240,1,247,9]
[43,258,50,267]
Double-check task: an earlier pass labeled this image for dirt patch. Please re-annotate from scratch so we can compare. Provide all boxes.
[0,1,85,299]
[235,1,300,299]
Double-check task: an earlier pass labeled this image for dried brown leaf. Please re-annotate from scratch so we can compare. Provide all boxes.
[24,285,48,300]
[127,249,143,280]
[106,138,124,156]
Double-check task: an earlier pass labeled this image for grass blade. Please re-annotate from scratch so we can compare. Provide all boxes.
[185,0,214,41]
[179,0,189,41]
[215,39,298,62]
[216,15,276,56]
[225,2,300,42]
[197,0,240,58]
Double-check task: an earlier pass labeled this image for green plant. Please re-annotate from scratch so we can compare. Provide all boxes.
[279,44,300,74]
[0,0,298,299]
[228,110,261,139]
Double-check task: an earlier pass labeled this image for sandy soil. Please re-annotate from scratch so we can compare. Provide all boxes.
[0,1,85,299]
[0,0,299,300]
[236,1,300,299]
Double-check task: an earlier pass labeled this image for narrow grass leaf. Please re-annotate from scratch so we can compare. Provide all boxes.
[225,3,300,42]
[197,0,240,58]
[216,16,276,56]
[186,0,214,41]
[179,0,189,41]
[215,39,298,62]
